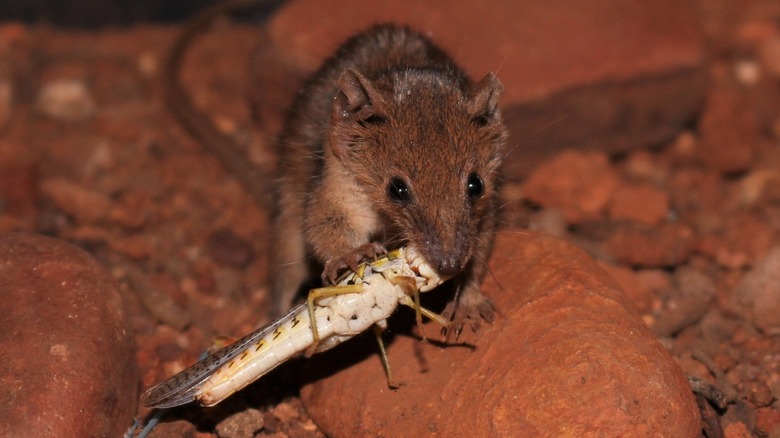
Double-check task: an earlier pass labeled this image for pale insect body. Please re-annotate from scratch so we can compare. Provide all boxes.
[142,247,447,409]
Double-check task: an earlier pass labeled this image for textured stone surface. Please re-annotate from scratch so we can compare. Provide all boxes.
[522,150,620,223]
[698,89,758,174]
[608,183,670,225]
[0,233,137,437]
[604,222,695,268]
[254,0,707,178]
[734,246,780,334]
[300,231,700,437]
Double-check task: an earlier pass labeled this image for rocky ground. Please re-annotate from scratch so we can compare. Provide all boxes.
[1,1,780,437]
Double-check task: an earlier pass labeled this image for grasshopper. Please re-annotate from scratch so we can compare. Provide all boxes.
[142,247,452,408]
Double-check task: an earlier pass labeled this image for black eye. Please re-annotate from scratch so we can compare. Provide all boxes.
[387,178,411,203]
[466,173,484,199]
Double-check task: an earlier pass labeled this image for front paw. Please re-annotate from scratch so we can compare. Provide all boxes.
[321,242,386,284]
[441,287,496,339]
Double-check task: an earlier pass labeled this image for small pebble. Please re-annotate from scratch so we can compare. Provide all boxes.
[734,246,780,334]
[215,408,265,438]
[598,263,654,314]
[623,150,667,184]
[272,401,300,423]
[527,207,567,237]
[522,150,620,223]
[756,408,780,437]
[137,51,159,77]
[603,222,694,267]
[697,90,757,175]
[734,59,761,86]
[608,183,669,225]
[652,266,716,336]
[747,381,774,408]
[723,421,752,438]
[35,79,96,122]
[39,178,112,224]
[123,264,191,330]
[146,419,197,438]
[738,170,780,207]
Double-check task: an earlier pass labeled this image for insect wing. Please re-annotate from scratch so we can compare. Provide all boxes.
[142,303,307,408]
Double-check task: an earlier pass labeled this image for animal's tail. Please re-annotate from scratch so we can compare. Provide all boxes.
[164,0,280,204]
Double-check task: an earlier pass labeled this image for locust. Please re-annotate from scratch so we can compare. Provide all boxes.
[142,247,452,409]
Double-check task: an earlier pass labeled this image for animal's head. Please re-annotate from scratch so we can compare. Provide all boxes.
[328,67,507,277]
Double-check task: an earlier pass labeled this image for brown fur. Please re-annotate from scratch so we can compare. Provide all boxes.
[166,8,508,328]
[270,25,508,325]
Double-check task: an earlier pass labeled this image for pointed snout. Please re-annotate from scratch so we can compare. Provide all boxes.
[433,252,467,278]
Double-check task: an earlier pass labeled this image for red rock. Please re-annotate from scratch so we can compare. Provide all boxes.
[0,233,137,437]
[608,183,670,225]
[676,353,714,382]
[756,407,780,437]
[737,169,780,208]
[667,168,723,216]
[651,267,716,337]
[598,263,654,314]
[733,246,780,334]
[256,0,706,178]
[696,314,737,360]
[214,408,265,438]
[709,214,775,269]
[145,419,197,438]
[635,269,673,297]
[39,178,112,224]
[746,382,774,408]
[604,222,694,267]
[623,149,669,185]
[122,265,191,331]
[772,379,780,402]
[108,189,155,230]
[698,90,758,174]
[107,233,156,260]
[522,150,620,223]
[723,423,753,438]
[35,79,97,122]
[723,421,752,438]
[300,231,700,436]
[526,207,568,238]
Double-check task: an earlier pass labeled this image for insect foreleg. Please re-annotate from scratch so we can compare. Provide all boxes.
[305,284,363,351]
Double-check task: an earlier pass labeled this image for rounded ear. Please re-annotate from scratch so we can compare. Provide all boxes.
[467,72,504,126]
[334,68,387,122]
[330,68,388,161]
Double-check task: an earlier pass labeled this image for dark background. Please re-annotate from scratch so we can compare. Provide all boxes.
[0,0,282,27]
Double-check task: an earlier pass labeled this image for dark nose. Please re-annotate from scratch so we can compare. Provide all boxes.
[436,255,462,277]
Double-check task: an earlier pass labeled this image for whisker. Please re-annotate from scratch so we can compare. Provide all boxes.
[493,55,508,76]
[476,252,503,294]
[530,113,571,139]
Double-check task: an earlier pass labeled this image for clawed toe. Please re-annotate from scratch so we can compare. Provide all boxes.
[441,293,496,341]
[321,242,387,284]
